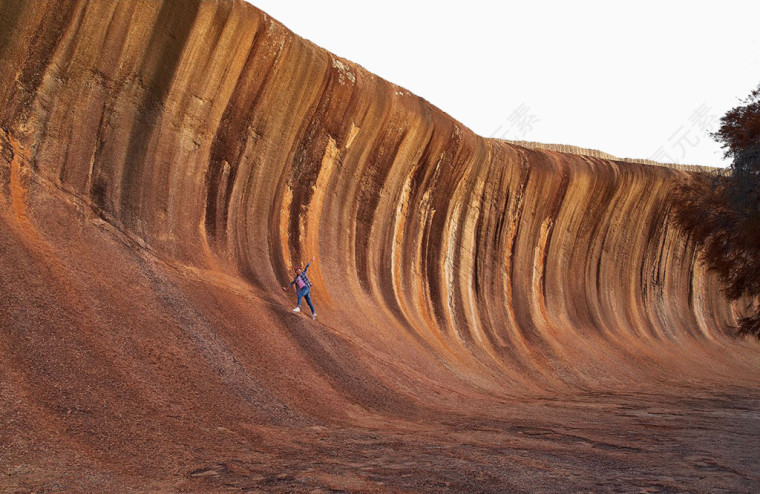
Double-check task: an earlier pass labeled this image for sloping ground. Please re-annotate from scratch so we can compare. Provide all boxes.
[1,1,759,492]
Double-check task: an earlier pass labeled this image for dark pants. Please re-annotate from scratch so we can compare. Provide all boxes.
[297,287,315,314]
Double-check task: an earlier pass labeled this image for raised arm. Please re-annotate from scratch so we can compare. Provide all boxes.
[303,257,315,272]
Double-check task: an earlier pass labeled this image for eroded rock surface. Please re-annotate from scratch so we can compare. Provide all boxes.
[1,1,758,491]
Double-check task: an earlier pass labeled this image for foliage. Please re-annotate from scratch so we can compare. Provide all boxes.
[673,84,760,339]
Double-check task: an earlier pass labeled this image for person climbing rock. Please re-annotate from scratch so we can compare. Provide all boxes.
[282,257,317,320]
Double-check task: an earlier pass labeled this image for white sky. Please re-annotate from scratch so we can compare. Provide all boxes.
[248,1,760,167]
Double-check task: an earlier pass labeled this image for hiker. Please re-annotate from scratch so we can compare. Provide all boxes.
[282,257,317,320]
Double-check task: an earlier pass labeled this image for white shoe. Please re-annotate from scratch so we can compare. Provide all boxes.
[312,313,317,320]
[292,307,300,313]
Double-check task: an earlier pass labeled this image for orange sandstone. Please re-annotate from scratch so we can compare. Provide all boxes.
[0,1,758,492]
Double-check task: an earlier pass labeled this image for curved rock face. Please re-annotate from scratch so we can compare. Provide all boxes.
[1,1,758,491]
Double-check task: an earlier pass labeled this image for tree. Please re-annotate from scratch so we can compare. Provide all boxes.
[673,84,760,339]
